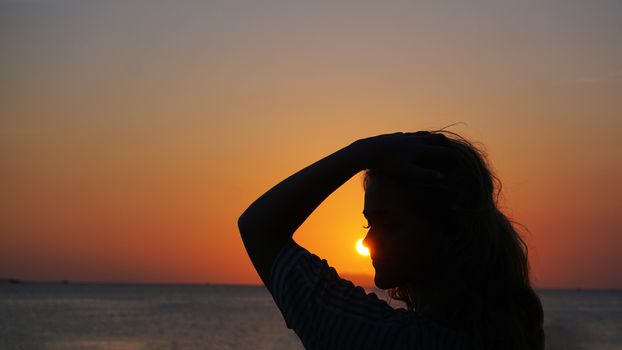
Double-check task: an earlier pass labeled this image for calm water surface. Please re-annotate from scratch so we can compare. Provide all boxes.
[1,284,621,349]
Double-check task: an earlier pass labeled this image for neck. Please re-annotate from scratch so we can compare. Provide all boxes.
[409,280,466,329]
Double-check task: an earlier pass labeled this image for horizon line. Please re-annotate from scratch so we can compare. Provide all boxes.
[1,278,621,292]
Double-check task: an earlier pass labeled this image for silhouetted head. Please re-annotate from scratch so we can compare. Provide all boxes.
[362,129,544,350]
[363,172,442,289]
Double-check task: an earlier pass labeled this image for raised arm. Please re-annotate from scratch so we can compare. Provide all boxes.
[237,140,365,289]
[237,132,447,289]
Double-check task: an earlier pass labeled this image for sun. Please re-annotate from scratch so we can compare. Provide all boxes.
[356,238,370,256]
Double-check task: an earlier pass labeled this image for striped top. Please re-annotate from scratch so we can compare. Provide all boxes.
[270,240,473,350]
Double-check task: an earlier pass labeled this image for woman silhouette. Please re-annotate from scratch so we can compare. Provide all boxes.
[238,130,545,349]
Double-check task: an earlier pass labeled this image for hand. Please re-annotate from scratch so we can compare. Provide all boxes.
[353,131,452,180]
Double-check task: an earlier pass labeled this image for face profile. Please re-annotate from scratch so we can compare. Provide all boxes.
[363,174,438,290]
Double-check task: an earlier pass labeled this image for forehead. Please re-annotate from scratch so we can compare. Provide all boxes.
[363,177,411,218]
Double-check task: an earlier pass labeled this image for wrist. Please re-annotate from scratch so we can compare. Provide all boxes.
[346,139,375,171]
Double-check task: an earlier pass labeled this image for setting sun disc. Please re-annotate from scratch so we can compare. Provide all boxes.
[356,238,370,256]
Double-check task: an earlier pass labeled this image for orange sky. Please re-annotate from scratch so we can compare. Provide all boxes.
[1,1,621,288]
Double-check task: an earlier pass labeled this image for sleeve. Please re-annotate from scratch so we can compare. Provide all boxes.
[269,240,473,350]
[268,240,426,350]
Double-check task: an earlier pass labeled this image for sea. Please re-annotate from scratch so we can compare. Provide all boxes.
[1,284,621,350]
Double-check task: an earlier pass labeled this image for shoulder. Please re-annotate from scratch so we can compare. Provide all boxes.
[269,241,473,349]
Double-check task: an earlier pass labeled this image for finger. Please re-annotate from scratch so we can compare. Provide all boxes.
[426,133,451,145]
[406,131,432,137]
[412,132,451,146]
[403,132,450,148]
[383,162,444,181]
[412,144,454,161]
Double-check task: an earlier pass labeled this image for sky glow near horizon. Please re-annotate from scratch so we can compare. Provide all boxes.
[1,0,621,288]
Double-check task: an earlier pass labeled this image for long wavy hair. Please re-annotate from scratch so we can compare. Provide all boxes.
[363,129,545,350]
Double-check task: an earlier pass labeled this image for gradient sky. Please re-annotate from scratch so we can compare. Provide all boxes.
[1,0,621,288]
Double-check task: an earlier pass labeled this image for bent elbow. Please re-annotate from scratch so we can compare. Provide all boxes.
[237,213,249,238]
[237,211,257,241]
